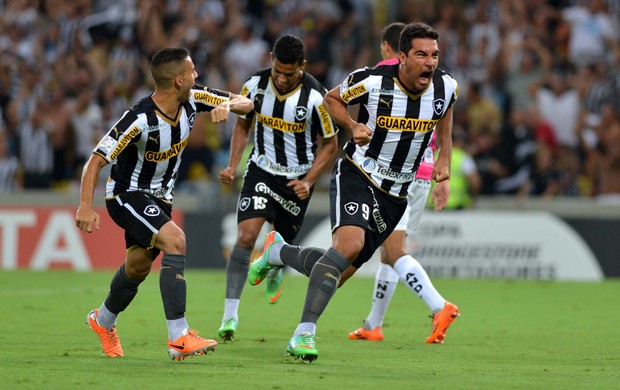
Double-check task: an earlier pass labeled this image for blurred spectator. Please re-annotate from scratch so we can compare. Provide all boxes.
[0,129,22,193]
[44,79,75,188]
[223,18,270,92]
[16,98,54,189]
[518,143,560,199]
[465,81,502,137]
[562,0,618,67]
[494,107,537,195]
[556,146,584,196]
[502,30,552,112]
[70,87,104,179]
[584,103,620,203]
[432,127,481,210]
[580,62,617,117]
[535,69,580,150]
[471,127,506,195]
[526,105,558,154]
[176,112,218,194]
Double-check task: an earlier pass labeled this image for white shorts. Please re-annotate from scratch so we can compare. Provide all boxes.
[394,178,432,237]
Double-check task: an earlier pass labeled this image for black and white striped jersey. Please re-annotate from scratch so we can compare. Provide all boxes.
[0,155,20,193]
[93,85,231,202]
[240,69,338,179]
[339,64,458,197]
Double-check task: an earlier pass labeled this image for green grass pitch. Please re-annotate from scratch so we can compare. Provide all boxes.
[0,270,618,389]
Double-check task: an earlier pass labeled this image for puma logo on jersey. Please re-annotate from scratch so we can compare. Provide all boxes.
[109,126,141,160]
[148,134,160,144]
[379,98,392,108]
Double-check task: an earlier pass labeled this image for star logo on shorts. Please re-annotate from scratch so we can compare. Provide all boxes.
[239,197,251,211]
[344,202,358,215]
[144,205,161,217]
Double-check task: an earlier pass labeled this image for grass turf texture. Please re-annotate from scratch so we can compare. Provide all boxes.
[0,270,618,389]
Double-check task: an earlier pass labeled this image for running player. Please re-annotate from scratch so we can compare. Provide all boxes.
[348,22,458,344]
[217,34,338,341]
[248,22,458,361]
[76,47,253,360]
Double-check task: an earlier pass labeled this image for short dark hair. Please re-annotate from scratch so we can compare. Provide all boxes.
[272,34,305,65]
[398,22,439,55]
[382,22,405,52]
[150,47,190,87]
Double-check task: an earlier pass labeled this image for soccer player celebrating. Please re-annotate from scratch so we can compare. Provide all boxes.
[248,22,458,361]
[217,34,338,341]
[76,47,253,360]
[348,22,458,343]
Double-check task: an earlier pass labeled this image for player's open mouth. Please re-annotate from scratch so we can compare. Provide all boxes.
[419,71,432,83]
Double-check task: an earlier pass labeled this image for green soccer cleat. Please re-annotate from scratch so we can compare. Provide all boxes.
[265,268,284,304]
[217,318,237,341]
[248,231,284,286]
[287,333,319,362]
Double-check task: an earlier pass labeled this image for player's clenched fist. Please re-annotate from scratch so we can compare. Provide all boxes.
[76,205,100,233]
[219,166,235,185]
[210,101,231,122]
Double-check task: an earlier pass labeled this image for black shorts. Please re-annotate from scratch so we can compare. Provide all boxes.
[106,191,172,255]
[237,161,311,243]
[329,158,407,268]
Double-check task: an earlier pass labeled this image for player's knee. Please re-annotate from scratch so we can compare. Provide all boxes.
[158,225,186,253]
[334,238,364,261]
[125,260,151,280]
[236,231,258,250]
[167,235,186,253]
[380,246,404,266]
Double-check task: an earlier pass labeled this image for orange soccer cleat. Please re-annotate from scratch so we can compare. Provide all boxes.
[426,301,460,344]
[348,325,384,341]
[86,309,124,357]
[167,330,217,361]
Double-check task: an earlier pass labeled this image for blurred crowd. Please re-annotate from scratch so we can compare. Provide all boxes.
[0,0,619,204]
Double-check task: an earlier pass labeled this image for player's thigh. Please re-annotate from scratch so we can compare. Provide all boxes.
[329,159,375,232]
[236,164,280,224]
[272,194,311,244]
[351,188,407,269]
[238,163,309,244]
